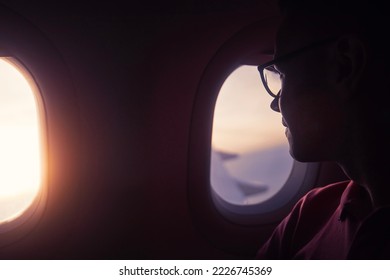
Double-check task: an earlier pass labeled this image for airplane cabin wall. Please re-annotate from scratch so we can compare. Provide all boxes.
[0,0,344,260]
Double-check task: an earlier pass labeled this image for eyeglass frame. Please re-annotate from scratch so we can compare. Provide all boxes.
[257,36,339,98]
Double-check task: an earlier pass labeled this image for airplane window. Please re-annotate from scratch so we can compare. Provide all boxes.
[211,65,294,206]
[0,58,43,224]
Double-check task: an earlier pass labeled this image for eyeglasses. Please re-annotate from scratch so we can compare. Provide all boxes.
[258,37,338,98]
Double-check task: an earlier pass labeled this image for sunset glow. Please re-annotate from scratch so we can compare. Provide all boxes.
[0,58,42,222]
[212,65,286,154]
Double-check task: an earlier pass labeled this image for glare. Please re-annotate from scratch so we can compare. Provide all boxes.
[0,58,42,222]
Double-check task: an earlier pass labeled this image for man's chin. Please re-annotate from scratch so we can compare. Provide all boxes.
[288,143,321,163]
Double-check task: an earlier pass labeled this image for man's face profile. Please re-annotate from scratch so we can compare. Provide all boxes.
[272,14,348,163]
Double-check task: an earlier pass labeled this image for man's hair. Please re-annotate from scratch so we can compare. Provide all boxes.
[278,0,389,62]
[278,0,386,17]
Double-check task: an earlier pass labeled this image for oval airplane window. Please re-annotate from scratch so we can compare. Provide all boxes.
[210,65,319,224]
[0,58,44,224]
[211,65,294,205]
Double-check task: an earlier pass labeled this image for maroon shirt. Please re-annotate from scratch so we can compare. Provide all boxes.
[256,180,390,259]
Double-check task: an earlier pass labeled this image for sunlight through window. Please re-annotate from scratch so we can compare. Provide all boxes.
[211,65,294,206]
[0,58,43,223]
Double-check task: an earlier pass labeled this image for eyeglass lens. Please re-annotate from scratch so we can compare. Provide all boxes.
[264,66,281,97]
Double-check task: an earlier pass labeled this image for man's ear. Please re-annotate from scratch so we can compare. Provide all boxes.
[334,34,367,95]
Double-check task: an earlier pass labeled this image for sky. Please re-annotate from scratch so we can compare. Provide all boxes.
[212,65,287,154]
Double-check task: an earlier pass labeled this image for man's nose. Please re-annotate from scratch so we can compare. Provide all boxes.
[270,97,280,112]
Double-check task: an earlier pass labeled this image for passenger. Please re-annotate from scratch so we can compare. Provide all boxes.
[256,0,390,259]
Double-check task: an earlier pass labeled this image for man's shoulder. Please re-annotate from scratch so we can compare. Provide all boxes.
[283,181,352,242]
[292,180,351,216]
[304,180,351,203]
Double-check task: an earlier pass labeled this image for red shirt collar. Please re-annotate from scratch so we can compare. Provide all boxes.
[339,181,374,222]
